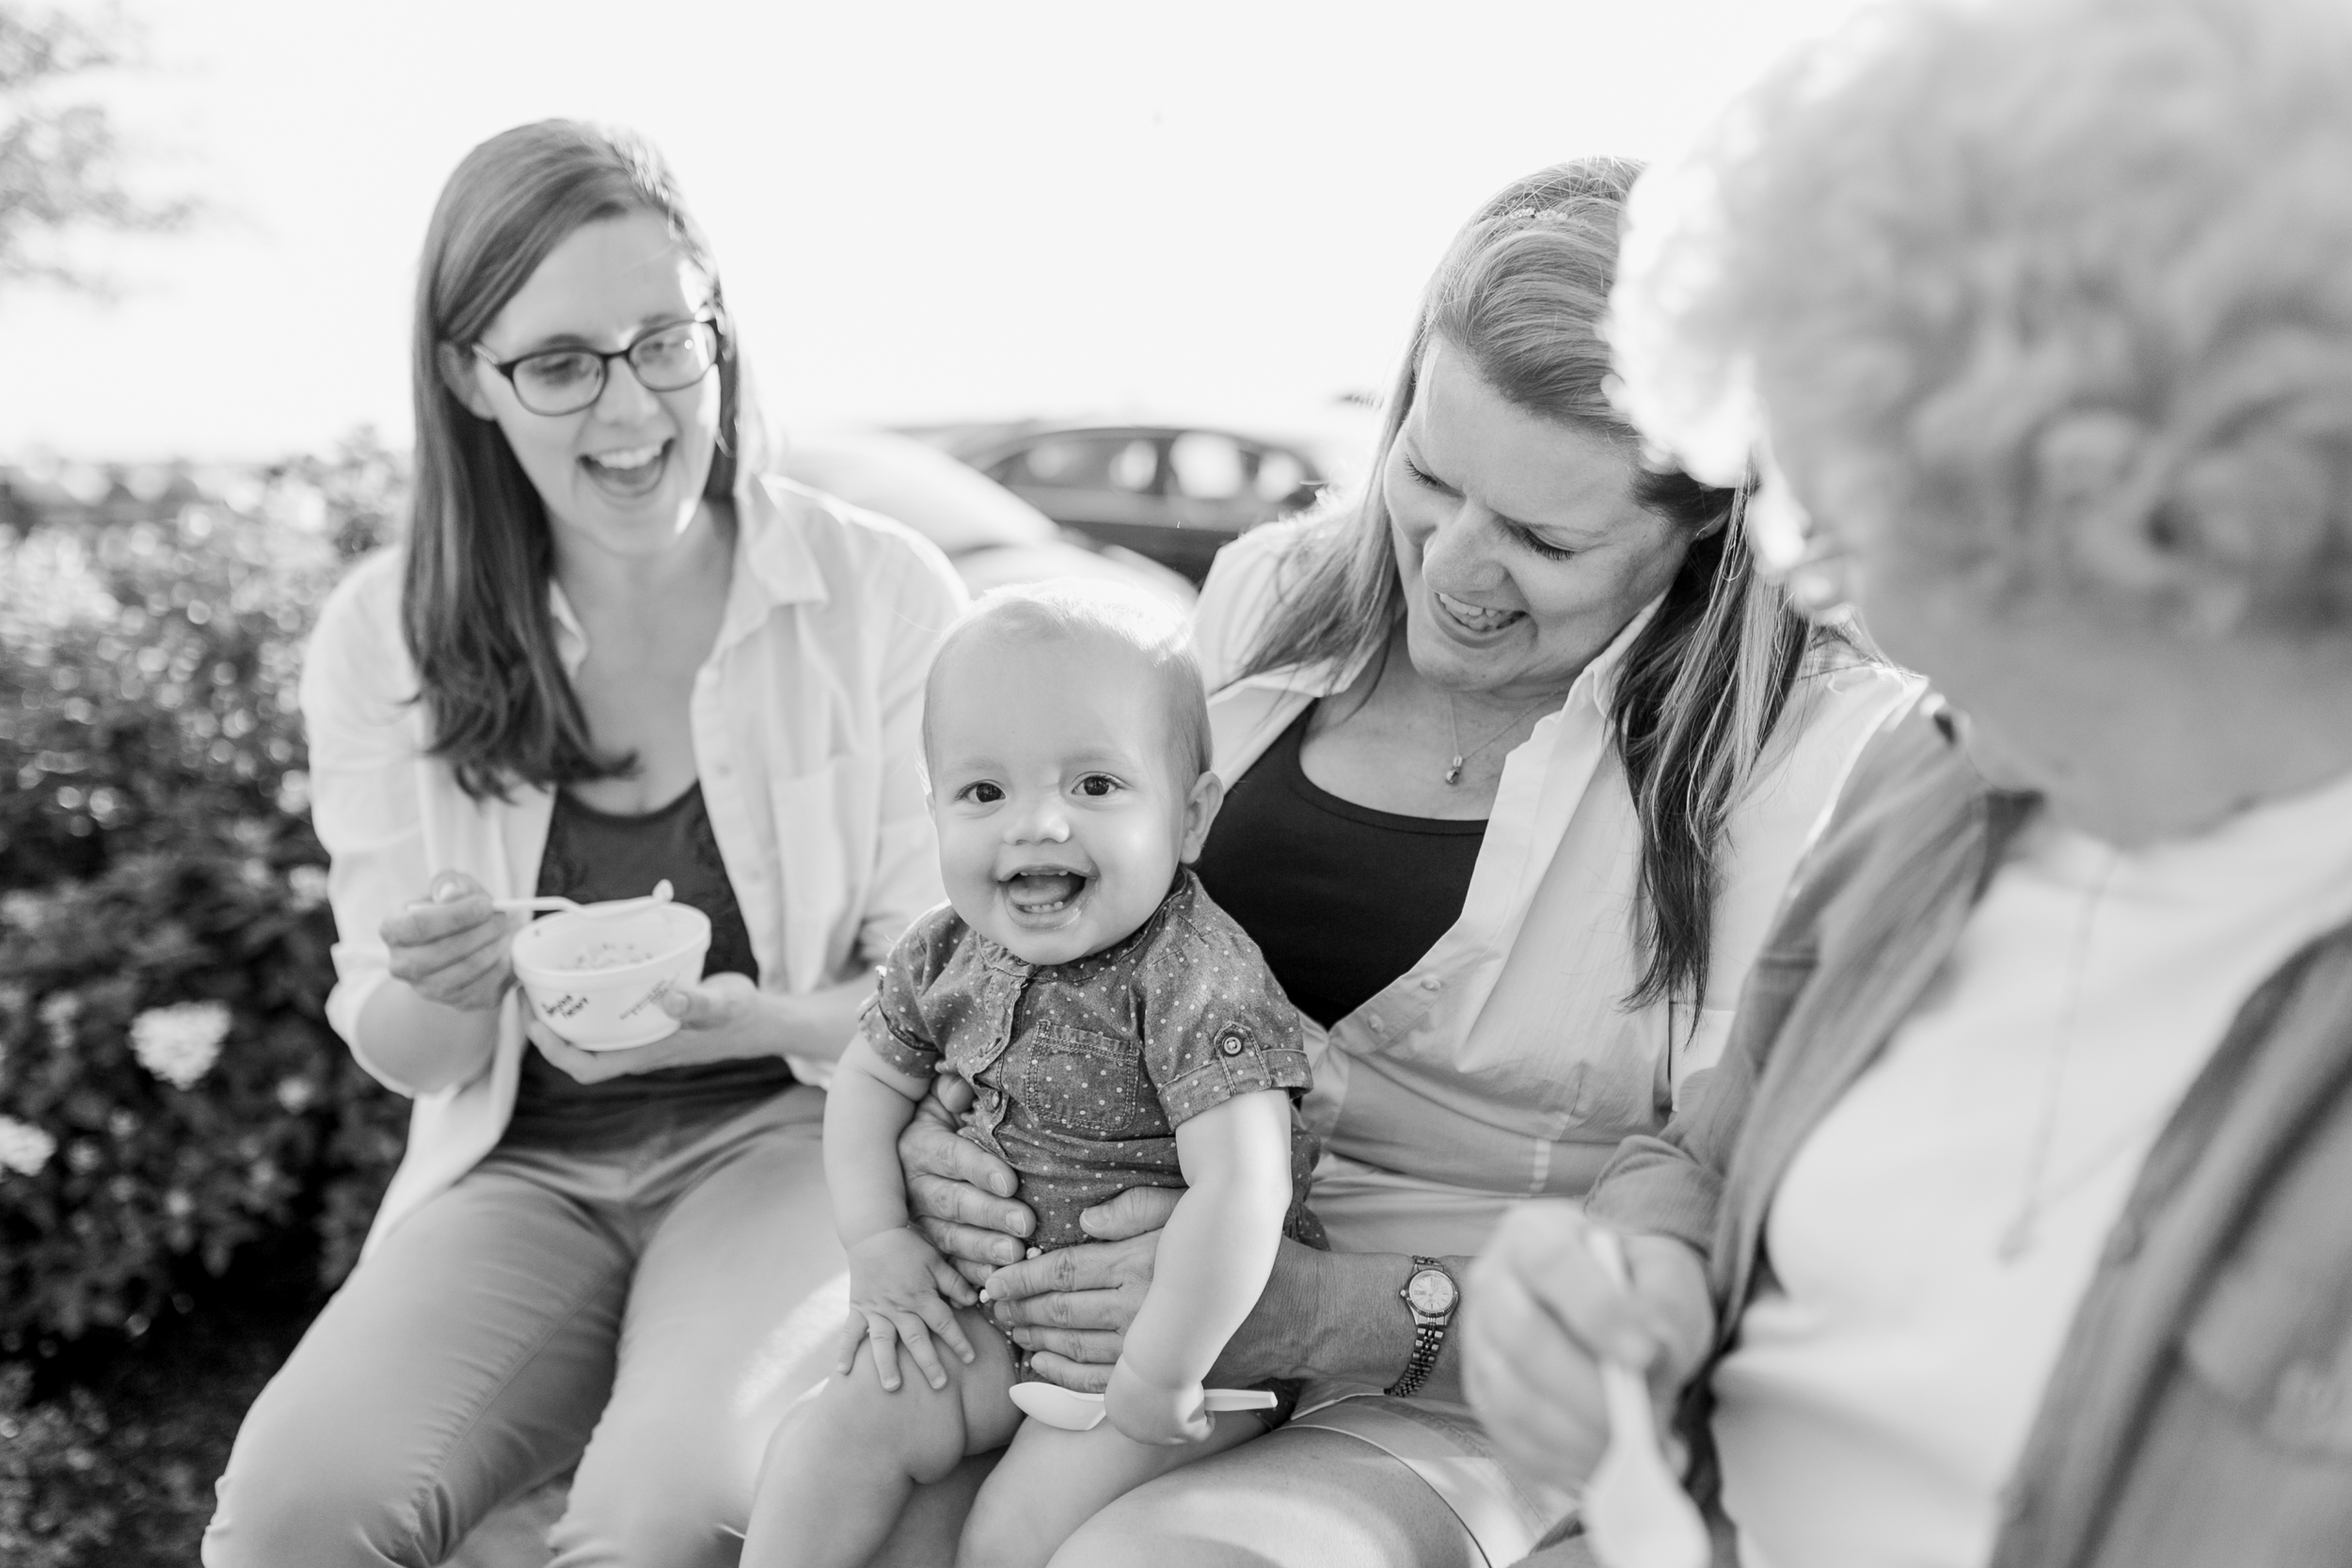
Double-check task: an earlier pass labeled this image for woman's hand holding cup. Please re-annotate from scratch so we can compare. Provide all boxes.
[1463,1201,1715,1488]
[528,973,786,1085]
[380,871,519,1013]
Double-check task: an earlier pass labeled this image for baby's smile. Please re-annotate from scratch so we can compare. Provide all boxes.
[1000,864,1094,926]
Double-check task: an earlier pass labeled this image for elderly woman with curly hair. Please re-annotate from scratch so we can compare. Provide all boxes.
[1464,2,2352,1565]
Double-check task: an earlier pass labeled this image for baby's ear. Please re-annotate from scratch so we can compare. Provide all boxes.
[1178,769,1226,863]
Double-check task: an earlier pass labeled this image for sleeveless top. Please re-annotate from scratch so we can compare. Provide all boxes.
[1193,704,1486,1028]
[501,782,795,1148]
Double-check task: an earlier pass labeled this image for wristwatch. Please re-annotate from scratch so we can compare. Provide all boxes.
[1384,1257,1459,1399]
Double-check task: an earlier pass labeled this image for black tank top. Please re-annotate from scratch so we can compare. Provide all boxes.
[501,781,795,1148]
[1193,705,1486,1028]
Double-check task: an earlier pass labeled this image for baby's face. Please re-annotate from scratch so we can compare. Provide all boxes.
[927,631,1216,967]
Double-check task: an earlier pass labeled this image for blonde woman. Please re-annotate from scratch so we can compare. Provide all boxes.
[1468,3,2352,1565]
[893,161,1917,1567]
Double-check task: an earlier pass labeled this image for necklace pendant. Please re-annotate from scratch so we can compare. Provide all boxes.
[1443,756,1464,786]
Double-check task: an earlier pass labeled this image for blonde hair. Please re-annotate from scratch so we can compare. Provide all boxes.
[1236,160,1825,1013]
[1625,0,2352,632]
[925,582,1212,780]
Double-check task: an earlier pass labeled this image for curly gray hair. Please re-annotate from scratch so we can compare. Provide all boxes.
[1613,0,2352,634]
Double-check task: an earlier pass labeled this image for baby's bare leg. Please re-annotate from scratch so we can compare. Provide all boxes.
[956,1410,1267,1568]
[742,1307,1020,1568]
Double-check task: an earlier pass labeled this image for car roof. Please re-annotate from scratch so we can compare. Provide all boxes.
[908,419,1328,470]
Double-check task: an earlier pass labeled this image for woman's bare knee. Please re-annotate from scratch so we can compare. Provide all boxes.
[1046,1433,1481,1568]
[1049,1475,1281,1568]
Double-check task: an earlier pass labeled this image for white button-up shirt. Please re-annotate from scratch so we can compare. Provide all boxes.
[300,475,965,1252]
[1194,521,1918,1256]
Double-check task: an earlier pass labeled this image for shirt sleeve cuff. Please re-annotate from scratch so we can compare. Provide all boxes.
[1159,1045,1313,1127]
[1584,1136,1723,1259]
[784,1053,835,1089]
[324,963,388,1050]
[860,1003,939,1083]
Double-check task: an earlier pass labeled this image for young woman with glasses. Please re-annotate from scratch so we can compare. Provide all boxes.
[202,120,964,1567]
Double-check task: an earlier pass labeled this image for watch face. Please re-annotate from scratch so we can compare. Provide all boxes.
[1406,1268,1457,1316]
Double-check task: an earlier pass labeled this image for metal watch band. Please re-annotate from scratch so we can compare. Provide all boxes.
[1384,1256,1454,1400]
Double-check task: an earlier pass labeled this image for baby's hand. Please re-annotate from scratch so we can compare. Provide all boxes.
[1104,1358,1212,1446]
[836,1227,979,1393]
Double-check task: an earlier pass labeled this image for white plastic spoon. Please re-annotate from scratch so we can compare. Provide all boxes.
[1580,1227,1710,1568]
[494,879,675,919]
[1008,1381,1278,1433]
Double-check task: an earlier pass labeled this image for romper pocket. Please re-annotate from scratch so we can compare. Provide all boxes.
[1015,1024,1166,1141]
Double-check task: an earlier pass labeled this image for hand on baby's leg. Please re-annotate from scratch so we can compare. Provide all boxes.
[837,1226,982,1392]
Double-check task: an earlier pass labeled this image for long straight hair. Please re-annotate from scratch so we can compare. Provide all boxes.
[403,120,754,800]
[1239,159,1822,1014]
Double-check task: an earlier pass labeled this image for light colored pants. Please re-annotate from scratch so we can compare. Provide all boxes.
[202,1085,846,1568]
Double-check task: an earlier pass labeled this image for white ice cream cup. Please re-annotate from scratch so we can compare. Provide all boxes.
[509,902,712,1051]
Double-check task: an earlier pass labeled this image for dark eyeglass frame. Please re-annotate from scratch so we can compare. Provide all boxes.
[469,312,724,416]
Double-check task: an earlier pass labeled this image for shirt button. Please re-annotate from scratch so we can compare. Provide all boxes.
[1366,1016,1385,1033]
[1420,976,1442,991]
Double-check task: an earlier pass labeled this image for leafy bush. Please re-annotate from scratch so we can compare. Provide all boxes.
[0,1268,310,1568]
[0,1364,119,1568]
[1,436,399,888]
[0,439,408,1351]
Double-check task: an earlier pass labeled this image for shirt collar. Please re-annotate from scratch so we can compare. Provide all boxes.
[1581,592,1665,721]
[546,471,831,675]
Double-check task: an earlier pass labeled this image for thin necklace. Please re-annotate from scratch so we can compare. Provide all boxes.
[1443,692,1557,786]
[1996,846,2126,1263]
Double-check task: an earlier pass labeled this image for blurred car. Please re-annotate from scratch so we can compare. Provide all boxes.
[904,421,1331,585]
[775,429,1195,610]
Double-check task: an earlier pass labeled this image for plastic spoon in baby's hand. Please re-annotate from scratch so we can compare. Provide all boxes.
[1008,1382,1277,1433]
[493,879,675,919]
[1580,1227,1709,1568]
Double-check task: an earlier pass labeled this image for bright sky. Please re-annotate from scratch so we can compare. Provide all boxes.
[0,0,1865,462]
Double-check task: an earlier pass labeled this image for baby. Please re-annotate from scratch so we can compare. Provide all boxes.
[743,582,1319,1568]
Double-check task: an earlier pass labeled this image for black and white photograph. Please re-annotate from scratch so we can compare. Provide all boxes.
[5,1,2351,1564]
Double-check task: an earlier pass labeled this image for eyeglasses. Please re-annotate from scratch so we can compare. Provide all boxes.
[1738,467,1856,623]
[470,314,722,417]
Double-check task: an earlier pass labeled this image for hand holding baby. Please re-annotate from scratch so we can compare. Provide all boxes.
[836,1227,979,1394]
